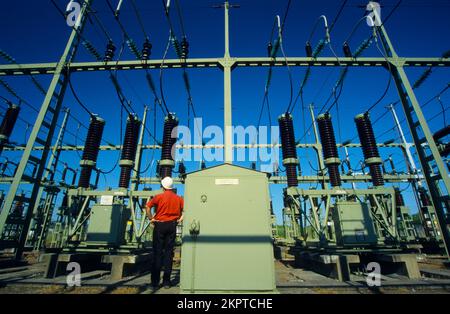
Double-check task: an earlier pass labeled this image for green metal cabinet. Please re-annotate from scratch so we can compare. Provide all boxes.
[332,201,378,247]
[85,204,130,246]
[180,164,277,293]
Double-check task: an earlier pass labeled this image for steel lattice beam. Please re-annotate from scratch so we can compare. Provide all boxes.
[2,142,412,151]
[0,57,449,76]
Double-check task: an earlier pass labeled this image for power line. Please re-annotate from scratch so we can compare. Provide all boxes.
[67,74,94,117]
[329,0,348,32]
[392,105,450,142]
[159,33,173,115]
[363,29,393,113]
[174,0,187,39]
[161,0,203,141]
[130,0,149,39]
[296,0,403,144]
[289,0,349,115]
[88,9,113,41]
[0,49,48,96]
[374,84,450,141]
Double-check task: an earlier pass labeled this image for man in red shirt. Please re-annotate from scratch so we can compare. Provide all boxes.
[145,177,184,289]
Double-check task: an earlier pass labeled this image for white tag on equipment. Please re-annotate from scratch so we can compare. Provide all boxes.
[215,178,239,185]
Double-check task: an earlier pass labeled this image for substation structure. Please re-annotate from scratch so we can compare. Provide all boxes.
[0,1,449,291]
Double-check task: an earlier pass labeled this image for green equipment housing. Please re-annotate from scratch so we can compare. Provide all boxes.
[332,201,378,247]
[85,203,130,247]
[180,164,277,293]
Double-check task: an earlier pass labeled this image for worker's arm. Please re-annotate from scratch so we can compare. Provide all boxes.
[177,211,184,223]
[145,197,157,222]
[177,197,184,223]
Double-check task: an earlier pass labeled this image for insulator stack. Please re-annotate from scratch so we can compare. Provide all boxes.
[317,113,341,187]
[127,39,142,59]
[104,40,116,62]
[159,114,179,178]
[119,115,141,189]
[82,40,102,61]
[305,41,313,58]
[172,37,183,59]
[278,113,299,187]
[343,42,352,57]
[78,116,105,188]
[181,37,189,59]
[141,39,152,61]
[394,188,405,207]
[0,104,20,154]
[355,112,384,186]
[419,187,432,207]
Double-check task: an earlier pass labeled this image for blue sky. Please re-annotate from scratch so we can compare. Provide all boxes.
[0,0,449,224]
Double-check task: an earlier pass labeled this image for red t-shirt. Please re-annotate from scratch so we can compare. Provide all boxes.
[146,190,184,222]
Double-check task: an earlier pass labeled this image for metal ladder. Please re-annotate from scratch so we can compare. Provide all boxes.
[0,0,91,259]
[374,18,450,258]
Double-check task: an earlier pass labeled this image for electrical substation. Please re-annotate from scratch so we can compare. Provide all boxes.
[0,0,450,294]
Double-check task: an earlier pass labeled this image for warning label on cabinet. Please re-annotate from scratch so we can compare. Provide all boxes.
[215,178,239,185]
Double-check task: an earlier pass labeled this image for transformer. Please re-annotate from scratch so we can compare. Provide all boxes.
[85,203,130,246]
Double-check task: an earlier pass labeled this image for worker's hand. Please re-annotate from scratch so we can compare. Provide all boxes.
[177,217,183,224]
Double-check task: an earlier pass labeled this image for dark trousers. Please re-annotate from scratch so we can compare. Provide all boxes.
[151,220,177,286]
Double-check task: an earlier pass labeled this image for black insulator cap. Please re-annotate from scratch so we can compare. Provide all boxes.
[305,41,313,58]
[104,40,116,62]
[141,39,152,61]
[0,104,20,140]
[181,37,189,59]
[394,187,405,207]
[343,42,352,58]
[178,162,186,176]
[201,161,206,170]
[267,42,273,57]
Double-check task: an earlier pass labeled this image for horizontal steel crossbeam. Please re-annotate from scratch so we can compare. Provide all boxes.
[0,57,449,76]
[134,174,422,185]
[2,142,411,151]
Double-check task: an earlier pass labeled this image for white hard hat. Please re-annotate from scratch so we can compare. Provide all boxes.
[161,177,174,190]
